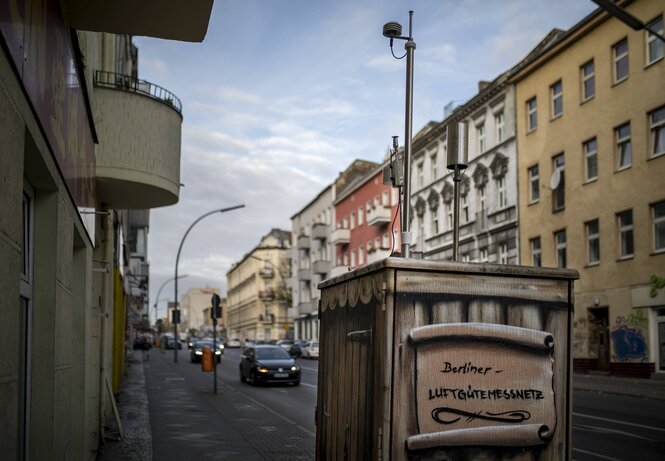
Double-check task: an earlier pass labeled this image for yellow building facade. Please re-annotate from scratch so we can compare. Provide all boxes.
[226,229,292,341]
[513,0,665,377]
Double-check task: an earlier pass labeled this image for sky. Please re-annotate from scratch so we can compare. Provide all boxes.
[137,0,598,322]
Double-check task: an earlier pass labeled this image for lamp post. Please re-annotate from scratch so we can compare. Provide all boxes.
[383,11,416,258]
[173,204,245,362]
[153,274,188,325]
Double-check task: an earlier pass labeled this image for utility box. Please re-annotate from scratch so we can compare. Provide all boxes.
[316,258,578,461]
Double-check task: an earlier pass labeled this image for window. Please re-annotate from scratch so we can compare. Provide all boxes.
[617,210,634,259]
[497,176,507,208]
[586,219,600,265]
[366,200,372,213]
[343,216,349,229]
[351,250,356,267]
[646,16,664,65]
[613,38,629,83]
[383,233,390,249]
[552,154,565,212]
[653,201,665,253]
[529,165,540,203]
[477,122,486,153]
[527,97,538,132]
[479,248,488,263]
[392,188,399,206]
[446,203,453,229]
[495,111,505,143]
[382,190,390,206]
[417,163,424,188]
[581,60,595,101]
[530,237,541,267]
[554,230,567,268]
[498,243,508,264]
[478,186,487,229]
[431,153,438,180]
[357,207,364,225]
[461,193,469,223]
[350,212,356,229]
[358,245,365,265]
[584,137,598,181]
[615,122,632,170]
[650,106,665,158]
[431,209,439,235]
[550,80,563,118]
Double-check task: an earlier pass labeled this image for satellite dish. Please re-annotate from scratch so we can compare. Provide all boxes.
[550,169,561,190]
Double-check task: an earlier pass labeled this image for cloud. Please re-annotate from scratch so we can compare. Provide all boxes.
[216,85,262,105]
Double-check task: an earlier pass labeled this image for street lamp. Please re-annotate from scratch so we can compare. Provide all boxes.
[173,204,245,362]
[153,274,188,325]
[383,11,416,258]
[591,0,665,42]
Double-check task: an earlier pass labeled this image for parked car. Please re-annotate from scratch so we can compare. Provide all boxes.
[239,345,300,386]
[276,339,294,352]
[301,340,319,359]
[226,338,241,348]
[190,340,223,363]
[162,335,182,350]
[289,339,307,358]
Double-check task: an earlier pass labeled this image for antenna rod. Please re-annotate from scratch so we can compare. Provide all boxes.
[401,11,416,258]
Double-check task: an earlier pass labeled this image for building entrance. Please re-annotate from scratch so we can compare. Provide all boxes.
[589,307,609,370]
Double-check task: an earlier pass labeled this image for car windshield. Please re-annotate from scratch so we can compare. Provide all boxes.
[255,347,290,360]
[196,341,219,349]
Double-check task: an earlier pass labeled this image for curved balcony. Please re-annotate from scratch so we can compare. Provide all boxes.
[93,71,183,209]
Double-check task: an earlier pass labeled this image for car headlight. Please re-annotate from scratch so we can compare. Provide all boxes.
[215,350,221,355]
[257,367,269,373]
[195,351,202,355]
[291,365,299,371]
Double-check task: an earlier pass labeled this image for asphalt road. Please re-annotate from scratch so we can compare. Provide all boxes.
[572,389,665,461]
[148,345,665,460]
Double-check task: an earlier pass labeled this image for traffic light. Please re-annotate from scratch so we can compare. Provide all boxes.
[211,294,222,319]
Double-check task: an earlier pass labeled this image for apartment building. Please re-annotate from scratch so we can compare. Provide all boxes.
[331,161,401,277]
[0,1,212,458]
[410,73,520,264]
[513,0,665,376]
[290,185,334,341]
[227,229,292,341]
[180,287,222,334]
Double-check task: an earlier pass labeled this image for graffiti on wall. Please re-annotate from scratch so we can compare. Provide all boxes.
[610,310,648,362]
[573,318,588,357]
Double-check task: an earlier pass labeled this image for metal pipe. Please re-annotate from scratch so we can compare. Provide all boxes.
[401,11,416,258]
[452,167,462,261]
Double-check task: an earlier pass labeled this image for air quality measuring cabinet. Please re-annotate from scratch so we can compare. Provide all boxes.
[315,257,578,461]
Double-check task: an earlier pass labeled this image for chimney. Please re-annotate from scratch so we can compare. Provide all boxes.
[478,80,490,92]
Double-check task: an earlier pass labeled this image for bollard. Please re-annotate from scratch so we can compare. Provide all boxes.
[201,346,214,372]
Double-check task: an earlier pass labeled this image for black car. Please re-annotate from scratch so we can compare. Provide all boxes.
[239,345,300,386]
[190,340,223,363]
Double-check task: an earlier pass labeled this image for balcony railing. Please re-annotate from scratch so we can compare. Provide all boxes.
[258,289,274,300]
[297,234,311,249]
[331,228,350,246]
[94,70,182,114]
[259,267,274,278]
[366,206,392,226]
[312,222,330,240]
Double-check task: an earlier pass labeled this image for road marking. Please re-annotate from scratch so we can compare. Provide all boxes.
[573,412,665,433]
[300,382,317,389]
[574,423,653,441]
[299,365,318,372]
[572,448,622,461]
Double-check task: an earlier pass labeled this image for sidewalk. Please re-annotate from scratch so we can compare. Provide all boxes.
[98,351,665,460]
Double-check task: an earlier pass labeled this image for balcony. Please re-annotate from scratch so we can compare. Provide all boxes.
[297,235,311,249]
[258,289,274,301]
[298,268,312,281]
[366,206,391,226]
[331,228,350,246]
[312,222,330,240]
[94,71,183,209]
[259,267,274,278]
[258,313,275,324]
[63,0,213,42]
[297,301,313,316]
[312,260,331,275]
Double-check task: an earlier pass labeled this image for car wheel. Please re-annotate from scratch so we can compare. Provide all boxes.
[249,371,256,386]
[239,368,246,383]
[293,380,300,387]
